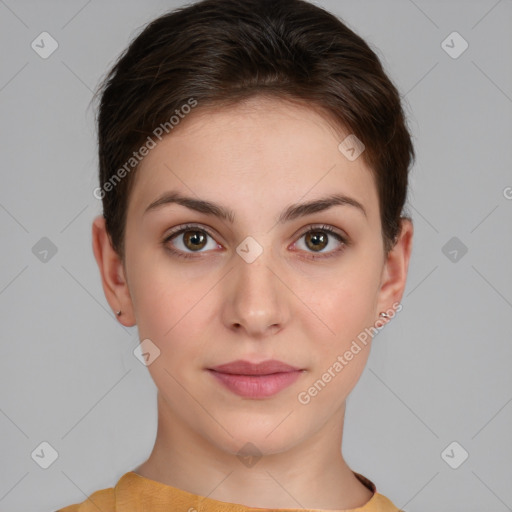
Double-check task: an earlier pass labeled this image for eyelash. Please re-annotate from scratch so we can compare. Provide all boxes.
[162,223,349,261]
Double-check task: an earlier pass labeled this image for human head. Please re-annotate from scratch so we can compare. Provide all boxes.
[93,0,415,263]
[91,0,414,459]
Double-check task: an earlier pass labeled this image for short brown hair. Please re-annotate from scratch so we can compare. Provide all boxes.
[95,0,415,261]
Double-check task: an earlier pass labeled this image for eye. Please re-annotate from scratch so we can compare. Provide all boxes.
[292,224,348,260]
[163,224,220,259]
[162,223,349,260]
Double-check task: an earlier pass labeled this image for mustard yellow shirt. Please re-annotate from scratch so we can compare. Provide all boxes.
[56,470,404,511]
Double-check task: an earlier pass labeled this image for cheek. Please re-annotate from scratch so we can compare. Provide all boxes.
[134,278,203,340]
[128,254,218,361]
[299,258,381,404]
[299,274,377,410]
[306,260,381,344]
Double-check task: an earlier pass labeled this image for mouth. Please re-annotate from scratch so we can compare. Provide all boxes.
[207,359,305,398]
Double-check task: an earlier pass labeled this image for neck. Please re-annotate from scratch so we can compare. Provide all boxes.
[133,391,373,510]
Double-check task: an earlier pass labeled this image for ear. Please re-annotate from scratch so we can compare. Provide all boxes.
[376,218,414,319]
[92,215,136,327]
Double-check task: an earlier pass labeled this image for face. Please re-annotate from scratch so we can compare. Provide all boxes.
[94,96,412,458]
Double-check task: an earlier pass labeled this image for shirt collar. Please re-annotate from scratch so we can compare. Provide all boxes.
[115,470,378,512]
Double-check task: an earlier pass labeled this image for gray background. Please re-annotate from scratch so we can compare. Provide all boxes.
[0,0,511,511]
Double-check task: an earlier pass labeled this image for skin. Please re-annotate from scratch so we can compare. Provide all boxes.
[92,95,413,510]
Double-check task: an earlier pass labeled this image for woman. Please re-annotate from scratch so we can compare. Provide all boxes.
[58,0,414,509]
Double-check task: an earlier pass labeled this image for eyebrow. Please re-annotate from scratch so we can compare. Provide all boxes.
[144,190,367,223]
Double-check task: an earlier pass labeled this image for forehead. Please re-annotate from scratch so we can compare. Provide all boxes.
[127,96,379,224]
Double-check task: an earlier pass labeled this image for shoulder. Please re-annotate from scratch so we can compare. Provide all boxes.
[353,472,405,512]
[55,486,115,512]
[369,492,407,512]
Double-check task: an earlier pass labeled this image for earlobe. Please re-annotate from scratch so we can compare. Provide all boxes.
[376,218,414,318]
[91,215,136,326]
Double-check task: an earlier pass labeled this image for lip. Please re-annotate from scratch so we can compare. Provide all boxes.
[209,359,302,375]
[207,359,305,398]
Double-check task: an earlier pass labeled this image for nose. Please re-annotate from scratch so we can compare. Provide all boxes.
[221,250,289,338]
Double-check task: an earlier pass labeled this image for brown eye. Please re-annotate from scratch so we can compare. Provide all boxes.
[304,231,328,252]
[294,224,348,260]
[182,230,208,251]
[163,224,218,258]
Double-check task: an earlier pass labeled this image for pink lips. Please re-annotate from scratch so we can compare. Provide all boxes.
[207,359,304,398]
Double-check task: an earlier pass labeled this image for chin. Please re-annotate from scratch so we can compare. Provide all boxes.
[204,419,304,460]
